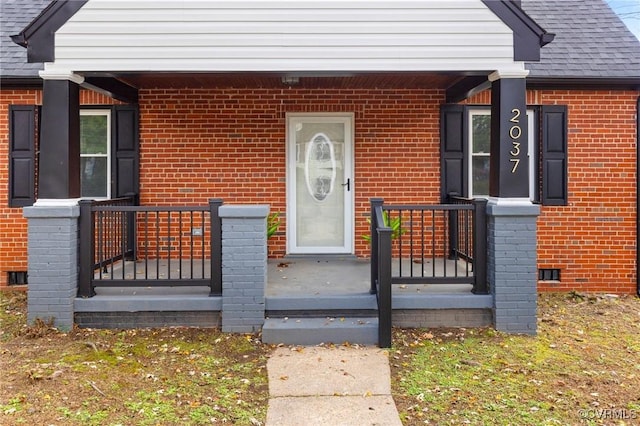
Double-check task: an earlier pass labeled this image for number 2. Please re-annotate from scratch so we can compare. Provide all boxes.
[510,108,521,123]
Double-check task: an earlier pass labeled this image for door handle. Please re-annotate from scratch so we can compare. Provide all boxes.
[342,178,350,191]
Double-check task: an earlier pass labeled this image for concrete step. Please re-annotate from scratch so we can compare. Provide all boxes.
[262,316,379,346]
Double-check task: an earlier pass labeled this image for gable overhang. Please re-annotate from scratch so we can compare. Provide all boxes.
[481,0,554,62]
[12,1,550,89]
[10,0,87,63]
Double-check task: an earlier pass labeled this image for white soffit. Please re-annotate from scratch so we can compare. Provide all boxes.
[44,0,519,74]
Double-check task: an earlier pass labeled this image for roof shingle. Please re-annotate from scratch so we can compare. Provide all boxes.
[522,0,640,78]
[0,0,51,79]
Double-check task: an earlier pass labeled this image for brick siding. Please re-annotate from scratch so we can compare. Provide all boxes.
[0,90,39,288]
[392,309,493,328]
[470,90,638,294]
[1,87,638,293]
[75,311,221,328]
[537,91,637,294]
[138,88,444,259]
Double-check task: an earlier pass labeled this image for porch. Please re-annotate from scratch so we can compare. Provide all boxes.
[69,197,494,346]
[79,257,481,301]
[85,257,474,297]
[23,193,540,347]
[75,256,493,345]
[18,0,546,348]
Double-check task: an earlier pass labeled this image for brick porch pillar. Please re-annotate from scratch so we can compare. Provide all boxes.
[23,203,80,330]
[219,205,269,333]
[487,201,540,334]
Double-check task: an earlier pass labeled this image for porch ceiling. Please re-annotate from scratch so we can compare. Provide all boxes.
[111,71,476,90]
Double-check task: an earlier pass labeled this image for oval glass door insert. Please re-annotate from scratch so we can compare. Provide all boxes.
[304,133,337,202]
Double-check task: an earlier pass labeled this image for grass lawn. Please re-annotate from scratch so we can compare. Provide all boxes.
[391,293,640,425]
[1,291,639,425]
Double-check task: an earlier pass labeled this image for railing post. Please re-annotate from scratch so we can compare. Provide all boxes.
[472,198,488,294]
[447,192,459,259]
[370,197,384,295]
[378,226,392,348]
[78,200,95,297]
[124,193,138,260]
[209,198,223,296]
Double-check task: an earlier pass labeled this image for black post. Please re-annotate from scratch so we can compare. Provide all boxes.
[124,193,138,260]
[489,77,529,198]
[447,192,459,259]
[378,225,393,348]
[472,198,488,294]
[209,198,223,296]
[39,79,81,199]
[78,200,95,297]
[370,198,384,295]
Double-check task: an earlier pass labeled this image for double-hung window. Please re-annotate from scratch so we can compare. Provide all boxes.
[468,108,536,199]
[80,110,111,198]
[8,104,139,207]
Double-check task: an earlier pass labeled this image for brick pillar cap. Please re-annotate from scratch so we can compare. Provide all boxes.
[219,205,269,218]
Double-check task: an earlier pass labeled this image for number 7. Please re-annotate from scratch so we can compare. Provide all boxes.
[510,158,520,173]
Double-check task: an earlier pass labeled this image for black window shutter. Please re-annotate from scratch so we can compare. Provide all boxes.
[8,105,37,207]
[440,104,468,202]
[111,105,140,199]
[541,105,568,205]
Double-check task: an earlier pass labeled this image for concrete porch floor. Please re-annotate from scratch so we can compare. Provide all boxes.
[91,257,474,297]
[267,257,473,297]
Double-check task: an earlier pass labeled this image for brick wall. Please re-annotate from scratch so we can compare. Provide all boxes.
[0,90,39,288]
[469,90,638,293]
[536,90,637,293]
[138,88,444,258]
[1,87,638,294]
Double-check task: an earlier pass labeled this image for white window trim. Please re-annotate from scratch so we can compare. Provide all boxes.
[467,108,535,200]
[80,109,111,199]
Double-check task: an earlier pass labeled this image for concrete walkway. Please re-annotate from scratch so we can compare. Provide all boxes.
[265,345,403,426]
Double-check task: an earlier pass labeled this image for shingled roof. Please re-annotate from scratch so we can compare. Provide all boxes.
[522,0,640,79]
[0,0,52,81]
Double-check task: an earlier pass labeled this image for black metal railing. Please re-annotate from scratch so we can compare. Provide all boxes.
[371,199,393,348]
[370,197,488,348]
[448,194,487,293]
[78,198,222,297]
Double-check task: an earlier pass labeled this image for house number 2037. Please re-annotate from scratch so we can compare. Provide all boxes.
[509,108,522,173]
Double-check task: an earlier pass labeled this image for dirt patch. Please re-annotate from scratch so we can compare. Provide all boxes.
[1,291,270,425]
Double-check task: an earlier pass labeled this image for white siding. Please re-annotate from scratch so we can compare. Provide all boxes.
[44,0,520,74]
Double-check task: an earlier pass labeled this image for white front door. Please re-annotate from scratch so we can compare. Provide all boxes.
[286,113,354,254]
